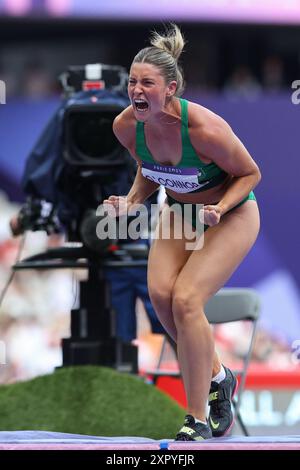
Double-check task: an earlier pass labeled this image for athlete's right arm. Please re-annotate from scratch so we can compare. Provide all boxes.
[103,109,159,216]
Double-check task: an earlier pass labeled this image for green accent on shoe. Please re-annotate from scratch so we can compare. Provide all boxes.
[209,417,220,430]
[208,391,219,402]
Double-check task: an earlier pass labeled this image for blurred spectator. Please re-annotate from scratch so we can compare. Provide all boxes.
[0,193,73,383]
[223,65,262,101]
[21,60,54,98]
[213,321,293,370]
[3,316,64,381]
[261,55,285,92]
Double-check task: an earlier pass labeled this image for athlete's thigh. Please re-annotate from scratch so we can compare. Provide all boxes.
[147,205,193,290]
[175,201,260,301]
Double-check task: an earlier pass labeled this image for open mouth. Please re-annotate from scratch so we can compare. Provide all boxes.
[134,99,149,112]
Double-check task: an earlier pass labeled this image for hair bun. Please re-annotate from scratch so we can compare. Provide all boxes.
[150,23,185,61]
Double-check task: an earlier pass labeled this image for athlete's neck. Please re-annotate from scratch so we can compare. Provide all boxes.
[144,98,181,129]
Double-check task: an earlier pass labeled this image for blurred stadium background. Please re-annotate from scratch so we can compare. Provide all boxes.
[0,0,300,436]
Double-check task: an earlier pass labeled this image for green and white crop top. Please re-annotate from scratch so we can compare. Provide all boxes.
[136,98,227,194]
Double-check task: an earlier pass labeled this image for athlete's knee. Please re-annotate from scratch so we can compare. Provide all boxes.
[148,281,173,311]
[172,284,206,325]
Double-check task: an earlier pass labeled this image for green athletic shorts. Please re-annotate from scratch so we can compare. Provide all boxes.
[167,191,257,232]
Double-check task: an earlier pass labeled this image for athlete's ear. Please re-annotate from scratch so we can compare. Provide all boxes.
[167,81,177,97]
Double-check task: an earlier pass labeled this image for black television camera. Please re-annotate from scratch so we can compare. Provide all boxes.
[15,63,136,253]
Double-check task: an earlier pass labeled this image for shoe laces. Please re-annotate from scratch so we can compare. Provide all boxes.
[210,399,221,413]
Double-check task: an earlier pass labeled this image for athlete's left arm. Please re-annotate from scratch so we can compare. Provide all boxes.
[197,119,261,217]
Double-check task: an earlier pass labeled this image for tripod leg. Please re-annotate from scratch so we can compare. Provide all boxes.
[236,409,249,436]
[233,400,249,436]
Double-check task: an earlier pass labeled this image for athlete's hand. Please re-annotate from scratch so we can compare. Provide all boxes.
[102,196,137,217]
[200,205,222,227]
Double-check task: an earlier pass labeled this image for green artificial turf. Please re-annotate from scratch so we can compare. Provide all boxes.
[0,366,185,439]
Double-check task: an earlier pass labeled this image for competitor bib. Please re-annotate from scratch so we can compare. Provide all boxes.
[141,162,209,194]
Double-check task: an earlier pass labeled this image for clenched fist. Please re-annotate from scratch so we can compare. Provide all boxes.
[199,205,222,227]
[102,196,140,217]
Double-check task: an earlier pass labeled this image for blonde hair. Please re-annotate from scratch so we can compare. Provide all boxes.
[132,23,186,96]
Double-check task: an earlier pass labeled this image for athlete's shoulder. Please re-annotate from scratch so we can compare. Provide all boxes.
[189,102,234,154]
[187,101,228,131]
[113,105,136,149]
[186,100,232,145]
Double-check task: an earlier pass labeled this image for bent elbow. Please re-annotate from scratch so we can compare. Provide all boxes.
[250,168,261,190]
[256,168,262,184]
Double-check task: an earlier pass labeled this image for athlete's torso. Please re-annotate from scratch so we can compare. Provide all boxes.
[135,98,231,203]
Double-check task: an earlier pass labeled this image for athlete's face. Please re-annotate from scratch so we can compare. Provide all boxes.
[128,62,177,121]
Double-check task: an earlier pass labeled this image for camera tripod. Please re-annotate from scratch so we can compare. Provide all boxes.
[13,243,149,374]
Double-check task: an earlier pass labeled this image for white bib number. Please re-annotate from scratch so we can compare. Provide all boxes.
[141,162,209,194]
